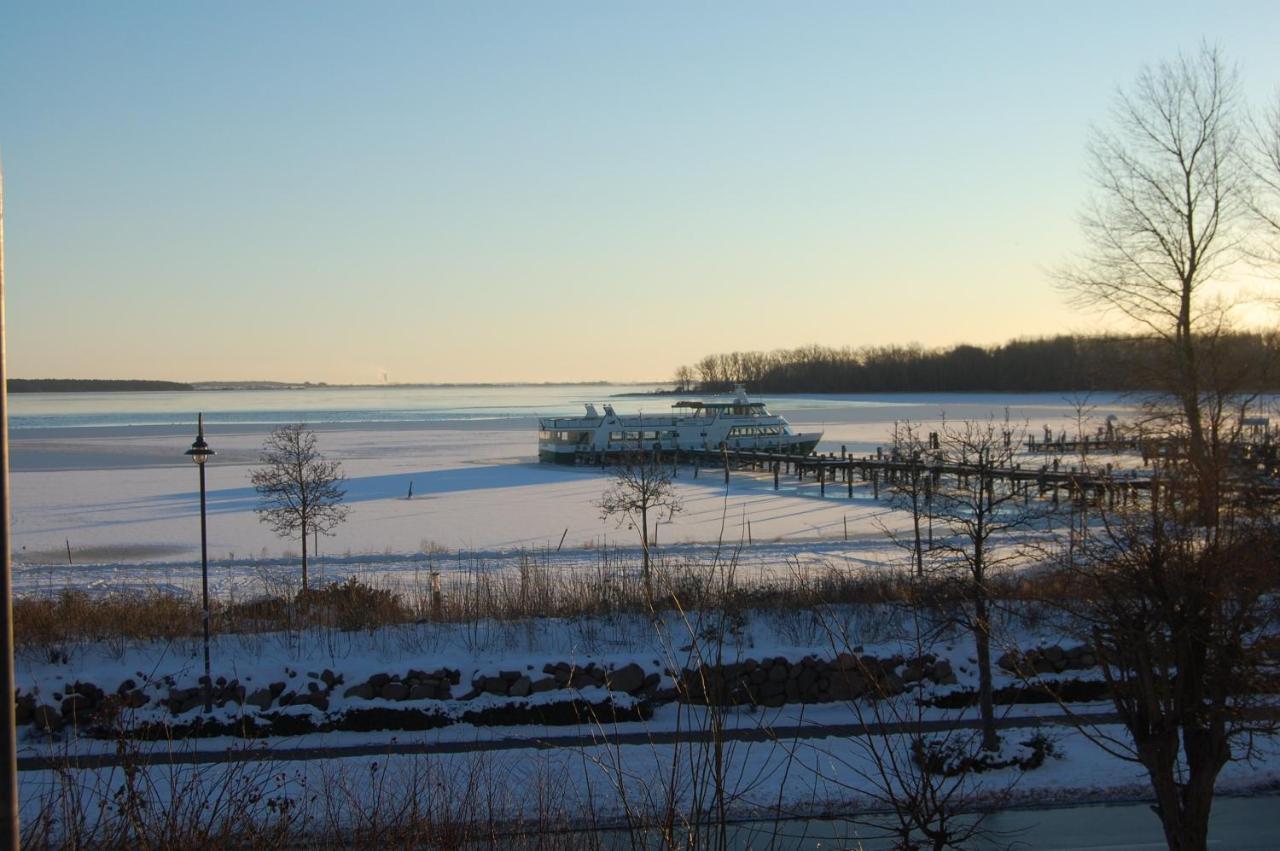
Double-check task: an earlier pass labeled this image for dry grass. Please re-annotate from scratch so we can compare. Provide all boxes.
[14,549,1082,654]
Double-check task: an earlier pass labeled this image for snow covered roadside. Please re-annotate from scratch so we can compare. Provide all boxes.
[18,723,1280,841]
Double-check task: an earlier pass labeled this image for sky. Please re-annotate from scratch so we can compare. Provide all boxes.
[2,2,1279,384]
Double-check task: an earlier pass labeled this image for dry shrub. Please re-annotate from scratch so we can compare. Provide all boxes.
[15,589,201,652]
[306,577,411,632]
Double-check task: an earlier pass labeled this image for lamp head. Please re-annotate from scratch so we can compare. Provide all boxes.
[185,413,215,465]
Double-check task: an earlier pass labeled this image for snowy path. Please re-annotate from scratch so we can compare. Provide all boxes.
[18,711,1121,771]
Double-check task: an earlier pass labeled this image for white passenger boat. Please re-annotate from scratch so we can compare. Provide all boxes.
[538,386,822,464]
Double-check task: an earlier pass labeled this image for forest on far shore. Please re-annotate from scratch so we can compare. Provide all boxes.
[674,332,1280,394]
[7,379,194,393]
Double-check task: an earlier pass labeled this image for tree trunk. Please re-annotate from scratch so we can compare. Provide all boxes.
[973,591,998,752]
[300,518,309,596]
[640,503,651,605]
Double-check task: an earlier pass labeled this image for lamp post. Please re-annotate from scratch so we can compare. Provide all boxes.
[185,414,215,712]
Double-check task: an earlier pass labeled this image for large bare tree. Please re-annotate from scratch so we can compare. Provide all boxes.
[251,424,349,595]
[1248,90,1280,266]
[1061,44,1248,518]
[1055,46,1280,851]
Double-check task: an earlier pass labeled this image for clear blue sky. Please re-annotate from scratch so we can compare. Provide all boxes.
[3,2,1278,383]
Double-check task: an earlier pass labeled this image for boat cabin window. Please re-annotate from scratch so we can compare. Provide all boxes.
[609,430,673,442]
[727,425,783,437]
[539,429,592,445]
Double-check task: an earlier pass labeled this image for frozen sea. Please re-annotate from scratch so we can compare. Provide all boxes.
[8,384,1139,596]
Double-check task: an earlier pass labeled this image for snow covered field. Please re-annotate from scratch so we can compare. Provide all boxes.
[9,389,1138,597]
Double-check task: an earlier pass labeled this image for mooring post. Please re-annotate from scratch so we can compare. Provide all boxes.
[773,462,779,490]
[820,464,826,497]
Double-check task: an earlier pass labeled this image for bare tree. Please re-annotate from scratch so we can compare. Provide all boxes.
[672,365,695,393]
[928,420,1042,752]
[1248,89,1280,264]
[597,449,682,605]
[884,421,936,577]
[250,424,349,595]
[1054,460,1278,851]
[1060,44,1249,519]
[1055,46,1280,851]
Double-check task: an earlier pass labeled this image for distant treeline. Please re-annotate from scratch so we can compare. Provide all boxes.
[677,333,1280,394]
[8,379,194,393]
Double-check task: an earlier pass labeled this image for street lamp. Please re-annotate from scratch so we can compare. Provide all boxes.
[185,414,215,713]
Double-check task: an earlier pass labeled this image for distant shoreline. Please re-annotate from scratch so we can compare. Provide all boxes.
[8,379,194,393]
[7,379,663,393]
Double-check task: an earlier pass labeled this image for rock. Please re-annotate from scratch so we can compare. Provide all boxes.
[32,705,63,733]
[269,682,287,698]
[14,693,35,726]
[381,682,409,701]
[116,678,138,696]
[531,677,558,693]
[123,689,150,709]
[878,673,906,697]
[321,669,338,689]
[343,683,375,701]
[499,670,521,682]
[606,663,646,695]
[246,689,275,711]
[368,673,391,691]
[69,681,104,707]
[482,677,508,696]
[929,660,957,685]
[408,684,433,700]
[997,651,1022,672]
[508,676,532,698]
[768,664,788,683]
[297,693,329,711]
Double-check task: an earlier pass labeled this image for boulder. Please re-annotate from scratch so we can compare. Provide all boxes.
[245,689,275,711]
[343,683,375,701]
[606,663,646,695]
[32,705,63,734]
[929,660,957,685]
[296,692,329,711]
[508,676,532,698]
[996,651,1022,672]
[123,689,150,709]
[531,677,558,694]
[380,682,409,701]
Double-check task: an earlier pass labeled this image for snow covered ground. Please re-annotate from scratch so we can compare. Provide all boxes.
[23,389,1272,841]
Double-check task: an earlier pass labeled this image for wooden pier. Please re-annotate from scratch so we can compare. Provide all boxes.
[574,444,1165,509]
